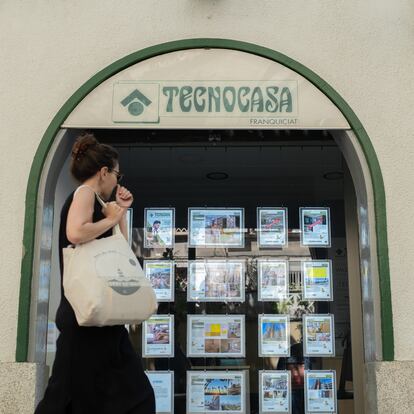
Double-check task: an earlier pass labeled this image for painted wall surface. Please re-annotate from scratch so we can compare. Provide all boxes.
[1,0,414,363]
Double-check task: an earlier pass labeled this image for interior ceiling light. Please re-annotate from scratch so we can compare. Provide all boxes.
[208,132,221,142]
[206,171,229,180]
[323,171,344,180]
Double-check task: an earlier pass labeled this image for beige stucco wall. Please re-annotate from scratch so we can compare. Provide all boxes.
[1,0,413,368]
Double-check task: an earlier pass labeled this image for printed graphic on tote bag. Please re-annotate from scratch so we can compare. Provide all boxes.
[94,250,142,295]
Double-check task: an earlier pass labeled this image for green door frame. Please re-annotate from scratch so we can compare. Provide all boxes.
[16,38,394,362]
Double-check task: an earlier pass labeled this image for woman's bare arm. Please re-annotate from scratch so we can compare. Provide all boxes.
[66,187,122,244]
[118,212,129,242]
[115,185,134,242]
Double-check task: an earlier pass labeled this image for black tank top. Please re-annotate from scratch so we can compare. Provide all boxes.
[56,190,112,329]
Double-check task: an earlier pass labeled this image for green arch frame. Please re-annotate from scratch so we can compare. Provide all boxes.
[16,38,394,362]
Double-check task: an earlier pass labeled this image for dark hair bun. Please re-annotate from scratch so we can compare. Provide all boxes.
[70,132,118,183]
[71,133,98,161]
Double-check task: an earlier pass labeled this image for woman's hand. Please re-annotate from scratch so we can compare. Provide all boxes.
[102,201,124,224]
[116,184,134,208]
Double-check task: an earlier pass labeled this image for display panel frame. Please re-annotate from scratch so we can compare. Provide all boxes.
[257,259,289,302]
[257,207,288,248]
[186,370,247,414]
[188,207,245,248]
[142,314,174,358]
[144,260,175,302]
[304,370,337,413]
[144,208,175,248]
[187,314,246,358]
[258,315,290,357]
[145,371,174,414]
[187,259,246,302]
[259,370,291,414]
[126,207,133,247]
[303,314,335,357]
[299,207,331,248]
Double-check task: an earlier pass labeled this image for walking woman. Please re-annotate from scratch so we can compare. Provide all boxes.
[35,133,155,414]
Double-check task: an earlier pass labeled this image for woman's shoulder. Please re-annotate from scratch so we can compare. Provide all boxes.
[60,187,98,220]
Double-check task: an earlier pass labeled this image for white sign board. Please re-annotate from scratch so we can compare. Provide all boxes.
[63,49,350,129]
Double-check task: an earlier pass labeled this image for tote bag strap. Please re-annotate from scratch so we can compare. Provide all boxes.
[74,184,107,207]
[74,185,122,235]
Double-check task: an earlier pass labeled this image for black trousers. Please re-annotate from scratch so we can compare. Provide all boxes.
[126,396,156,414]
[62,395,155,414]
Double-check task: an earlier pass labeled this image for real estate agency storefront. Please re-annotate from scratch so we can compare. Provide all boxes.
[1,8,413,413]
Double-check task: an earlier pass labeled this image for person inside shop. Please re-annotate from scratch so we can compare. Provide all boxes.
[278,341,311,413]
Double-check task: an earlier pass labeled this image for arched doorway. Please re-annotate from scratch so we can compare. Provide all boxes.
[18,39,393,413]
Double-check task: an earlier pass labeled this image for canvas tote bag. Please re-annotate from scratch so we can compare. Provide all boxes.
[63,187,157,326]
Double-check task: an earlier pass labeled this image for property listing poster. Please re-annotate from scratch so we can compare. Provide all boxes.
[300,208,331,247]
[259,315,290,357]
[302,260,333,301]
[144,260,174,301]
[188,208,244,247]
[187,315,245,357]
[305,371,337,413]
[257,260,289,301]
[303,314,335,357]
[143,315,174,357]
[257,208,288,247]
[187,260,245,302]
[259,371,291,413]
[187,371,246,413]
[146,371,174,413]
[144,208,175,248]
